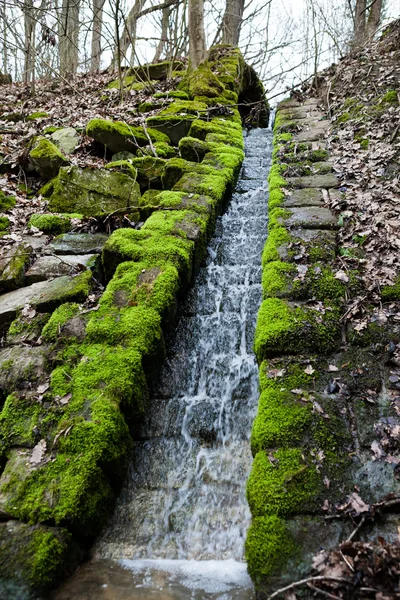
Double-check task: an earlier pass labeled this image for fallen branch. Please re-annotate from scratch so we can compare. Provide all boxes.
[267,576,352,600]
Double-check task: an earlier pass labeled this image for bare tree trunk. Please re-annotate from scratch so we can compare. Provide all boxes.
[23,0,35,83]
[366,0,383,39]
[111,0,145,69]
[353,0,366,47]
[221,0,245,46]
[153,5,170,61]
[188,0,206,70]
[90,0,105,71]
[59,0,81,76]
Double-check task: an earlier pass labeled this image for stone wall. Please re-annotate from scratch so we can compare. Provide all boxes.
[0,47,268,596]
[246,98,400,597]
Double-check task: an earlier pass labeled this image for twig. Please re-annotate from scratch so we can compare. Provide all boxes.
[141,118,157,157]
[267,576,352,600]
[339,550,354,572]
[307,583,342,600]
[0,128,23,135]
[346,515,366,542]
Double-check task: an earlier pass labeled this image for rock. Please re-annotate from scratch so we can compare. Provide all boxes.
[29,137,69,180]
[147,100,208,145]
[25,254,98,284]
[287,173,338,189]
[86,119,170,154]
[45,233,108,255]
[130,60,184,81]
[0,243,33,292]
[283,207,338,230]
[131,156,166,190]
[0,345,51,395]
[293,122,329,142]
[0,271,92,328]
[50,127,80,155]
[0,520,74,596]
[283,188,326,207]
[0,72,11,84]
[49,166,141,216]
[111,151,136,161]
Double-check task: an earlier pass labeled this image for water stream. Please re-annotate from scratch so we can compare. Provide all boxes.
[55,125,272,600]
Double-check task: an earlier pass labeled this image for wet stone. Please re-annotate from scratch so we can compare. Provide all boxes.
[287,173,338,189]
[45,233,108,255]
[278,228,337,262]
[284,207,338,230]
[25,254,97,284]
[293,122,329,142]
[235,179,267,193]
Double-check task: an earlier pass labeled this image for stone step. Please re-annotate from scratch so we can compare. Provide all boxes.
[25,254,98,285]
[44,233,108,255]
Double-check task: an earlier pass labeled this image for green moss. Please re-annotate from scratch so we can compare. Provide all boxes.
[254,298,340,360]
[261,226,290,264]
[43,126,62,135]
[0,191,16,211]
[251,388,312,453]
[105,159,137,179]
[38,178,57,198]
[274,133,293,144]
[268,163,287,191]
[0,216,9,231]
[27,529,70,586]
[268,207,290,230]
[161,99,207,116]
[29,137,68,179]
[268,188,284,210]
[0,393,41,448]
[41,303,80,341]
[187,63,225,98]
[154,90,189,100]
[28,213,73,234]
[189,119,244,150]
[379,90,398,105]
[86,119,170,154]
[381,277,400,301]
[247,448,320,517]
[262,261,345,301]
[245,516,296,583]
[99,261,179,325]
[26,112,49,121]
[102,228,193,283]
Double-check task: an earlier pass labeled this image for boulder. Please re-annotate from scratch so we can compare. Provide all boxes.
[0,243,33,292]
[86,119,170,154]
[50,127,80,155]
[49,166,140,216]
[29,138,68,180]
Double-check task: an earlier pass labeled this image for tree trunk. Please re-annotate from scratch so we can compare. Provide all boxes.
[59,0,81,76]
[112,0,145,69]
[188,0,206,70]
[366,0,383,39]
[221,0,245,46]
[153,5,170,61]
[90,0,105,71]
[353,0,366,48]
[23,0,35,83]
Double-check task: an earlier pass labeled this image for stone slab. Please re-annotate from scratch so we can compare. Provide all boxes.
[0,274,90,327]
[45,233,108,255]
[284,207,338,230]
[0,345,51,394]
[293,122,329,142]
[287,173,338,189]
[26,254,97,284]
[283,188,325,207]
[278,108,323,120]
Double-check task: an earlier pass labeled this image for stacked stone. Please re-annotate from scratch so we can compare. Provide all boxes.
[245,99,400,597]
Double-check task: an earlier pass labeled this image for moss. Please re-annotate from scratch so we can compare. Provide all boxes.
[102,228,193,283]
[179,136,210,162]
[153,90,189,100]
[247,448,320,517]
[245,516,296,584]
[0,191,16,211]
[41,303,80,341]
[0,216,9,232]
[262,261,345,301]
[262,226,290,264]
[254,298,340,361]
[27,528,70,587]
[130,156,166,189]
[43,126,62,135]
[86,119,170,154]
[161,99,207,116]
[251,388,312,453]
[26,112,49,121]
[99,261,180,326]
[268,188,284,210]
[189,119,244,150]
[268,163,287,191]
[38,178,57,198]
[379,90,398,105]
[274,132,293,144]
[29,137,68,179]
[0,392,41,448]
[268,207,290,230]
[104,159,137,179]
[187,63,225,98]
[28,213,73,234]
[381,277,400,301]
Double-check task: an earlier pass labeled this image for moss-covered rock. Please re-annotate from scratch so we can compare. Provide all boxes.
[147,100,208,145]
[86,119,170,154]
[28,213,78,235]
[0,191,16,211]
[29,137,68,180]
[49,166,140,217]
[254,298,340,360]
[130,156,166,190]
[0,243,32,292]
[26,112,49,121]
[187,63,225,98]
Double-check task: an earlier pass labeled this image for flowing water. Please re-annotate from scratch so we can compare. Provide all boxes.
[55,126,272,600]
